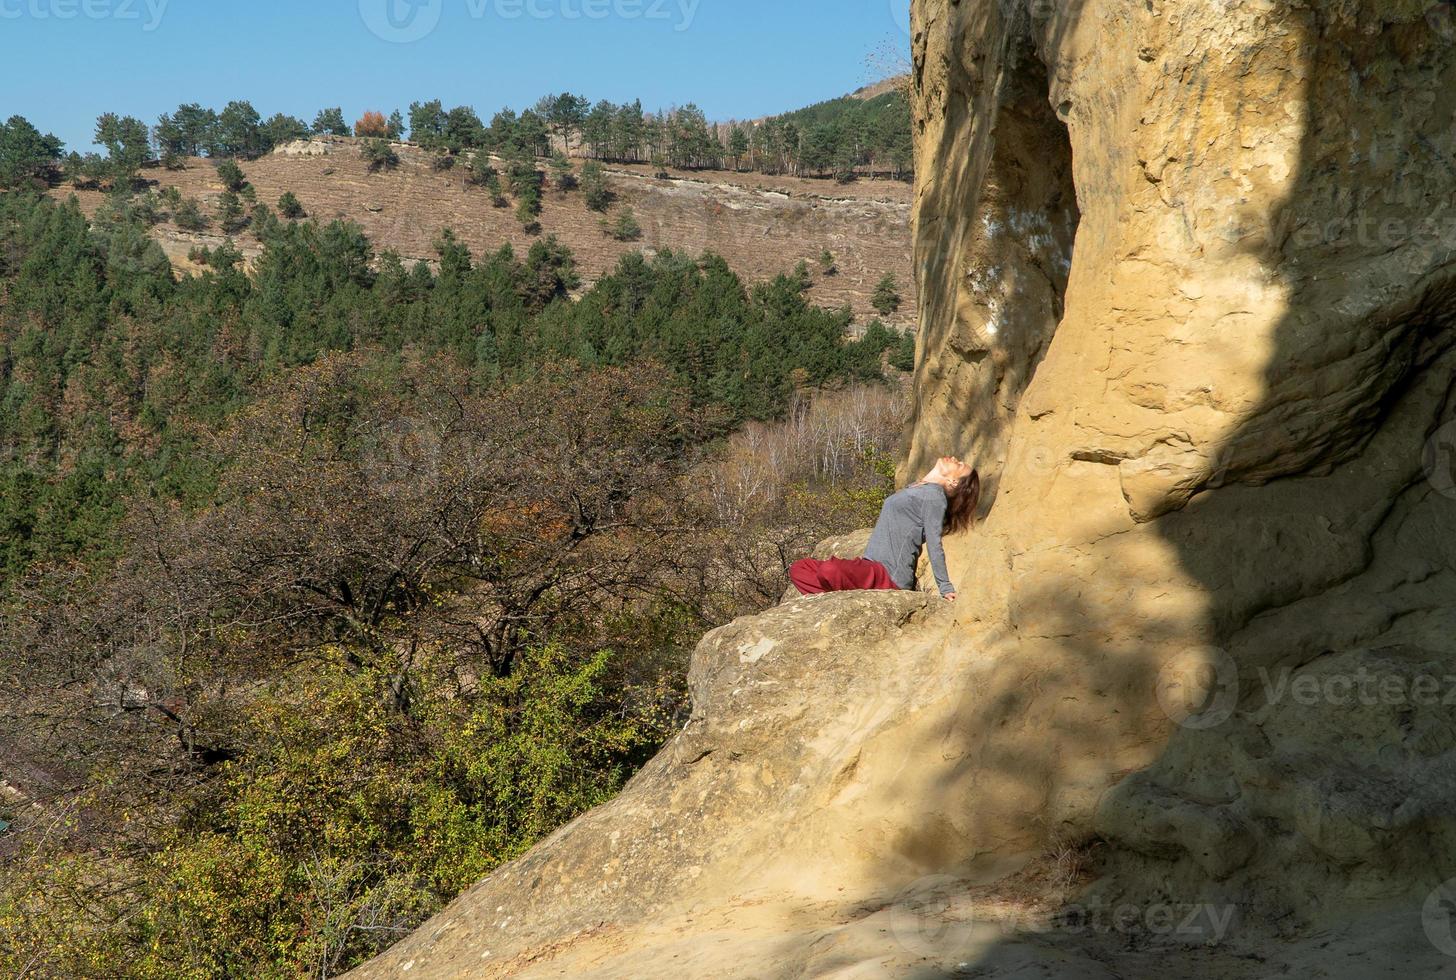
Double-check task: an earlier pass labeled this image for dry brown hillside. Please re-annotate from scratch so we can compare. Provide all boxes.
[67,137,917,327]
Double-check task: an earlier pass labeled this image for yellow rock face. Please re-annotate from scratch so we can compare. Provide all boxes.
[348,3,1456,975]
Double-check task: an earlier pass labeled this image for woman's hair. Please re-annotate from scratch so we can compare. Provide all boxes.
[943,469,981,535]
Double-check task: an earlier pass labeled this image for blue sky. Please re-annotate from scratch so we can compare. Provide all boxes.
[2,0,911,152]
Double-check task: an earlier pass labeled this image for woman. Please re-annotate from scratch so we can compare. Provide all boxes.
[789,455,980,601]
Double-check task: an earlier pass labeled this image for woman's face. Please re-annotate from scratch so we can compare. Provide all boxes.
[935,455,974,485]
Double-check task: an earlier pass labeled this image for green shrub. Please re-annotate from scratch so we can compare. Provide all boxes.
[581,160,610,211]
[277,191,305,219]
[174,196,209,231]
[216,189,248,233]
[361,139,400,173]
[872,272,901,316]
[216,158,247,192]
[607,207,642,242]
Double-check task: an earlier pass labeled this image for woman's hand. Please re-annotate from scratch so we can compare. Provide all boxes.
[943,592,957,602]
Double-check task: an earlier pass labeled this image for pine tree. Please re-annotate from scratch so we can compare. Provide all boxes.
[250,203,279,241]
[278,191,306,219]
[217,100,264,158]
[360,139,399,173]
[312,107,349,137]
[584,100,615,159]
[174,197,209,231]
[409,100,448,149]
[792,260,813,293]
[94,113,151,183]
[516,187,542,231]
[156,103,219,158]
[872,272,901,315]
[613,100,645,161]
[889,329,916,372]
[216,158,247,193]
[607,208,642,242]
[580,160,610,211]
[0,115,64,189]
[444,106,485,150]
[728,124,749,171]
[217,190,249,233]
[262,114,309,149]
[549,151,576,192]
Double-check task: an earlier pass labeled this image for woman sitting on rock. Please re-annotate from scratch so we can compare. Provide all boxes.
[790,456,980,601]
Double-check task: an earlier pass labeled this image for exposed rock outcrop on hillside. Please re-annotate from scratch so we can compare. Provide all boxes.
[350,1,1456,975]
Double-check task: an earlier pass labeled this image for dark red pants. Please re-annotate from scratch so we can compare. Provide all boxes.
[789,557,900,595]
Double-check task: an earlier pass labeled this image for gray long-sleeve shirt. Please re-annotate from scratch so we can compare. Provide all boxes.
[863,482,955,596]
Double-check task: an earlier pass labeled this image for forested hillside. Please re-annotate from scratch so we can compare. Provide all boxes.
[0,188,912,976]
[1,80,911,195]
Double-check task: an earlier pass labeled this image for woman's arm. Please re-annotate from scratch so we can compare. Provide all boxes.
[922,492,955,597]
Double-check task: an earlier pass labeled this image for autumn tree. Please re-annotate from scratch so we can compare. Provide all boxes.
[355,110,389,138]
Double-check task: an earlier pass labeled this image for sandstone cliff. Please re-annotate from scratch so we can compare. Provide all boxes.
[347,1,1456,975]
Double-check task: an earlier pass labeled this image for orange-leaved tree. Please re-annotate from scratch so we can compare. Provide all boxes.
[354,111,388,138]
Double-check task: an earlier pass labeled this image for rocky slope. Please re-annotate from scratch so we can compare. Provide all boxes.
[346,1,1456,975]
[67,138,916,328]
